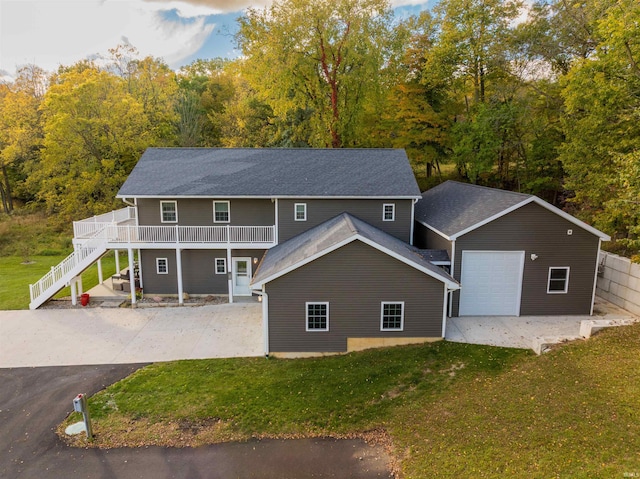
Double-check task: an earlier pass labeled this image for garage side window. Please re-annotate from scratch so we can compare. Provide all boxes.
[160,201,177,223]
[294,203,307,221]
[156,258,168,275]
[383,203,395,221]
[381,302,404,331]
[306,302,329,331]
[547,267,570,294]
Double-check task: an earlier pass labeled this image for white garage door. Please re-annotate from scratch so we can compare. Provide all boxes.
[459,251,525,316]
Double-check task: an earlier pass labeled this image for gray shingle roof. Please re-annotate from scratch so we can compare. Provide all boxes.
[251,213,458,288]
[415,181,531,238]
[117,148,421,198]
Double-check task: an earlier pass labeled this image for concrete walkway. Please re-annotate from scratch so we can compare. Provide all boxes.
[0,303,263,368]
[445,297,638,352]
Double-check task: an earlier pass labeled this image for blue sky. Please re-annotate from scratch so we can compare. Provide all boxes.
[0,0,435,79]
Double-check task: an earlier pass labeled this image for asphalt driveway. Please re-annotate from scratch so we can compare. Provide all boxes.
[0,303,264,368]
[0,365,392,479]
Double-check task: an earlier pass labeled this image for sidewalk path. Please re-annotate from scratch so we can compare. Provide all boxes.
[0,304,263,368]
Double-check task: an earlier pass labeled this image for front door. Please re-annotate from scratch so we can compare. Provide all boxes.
[232,257,252,296]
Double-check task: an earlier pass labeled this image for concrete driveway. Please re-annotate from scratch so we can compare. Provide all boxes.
[0,303,263,368]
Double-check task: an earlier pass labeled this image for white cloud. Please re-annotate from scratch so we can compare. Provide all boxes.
[0,0,217,76]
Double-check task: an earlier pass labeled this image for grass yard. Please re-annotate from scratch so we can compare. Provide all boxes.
[0,253,128,310]
[61,323,640,477]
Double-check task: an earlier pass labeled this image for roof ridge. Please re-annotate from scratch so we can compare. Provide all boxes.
[443,180,531,198]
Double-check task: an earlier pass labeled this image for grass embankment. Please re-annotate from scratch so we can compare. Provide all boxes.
[0,212,127,309]
[62,324,640,477]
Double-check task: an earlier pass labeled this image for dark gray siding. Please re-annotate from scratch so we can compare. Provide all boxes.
[414,222,452,254]
[265,240,445,353]
[137,198,274,226]
[182,250,228,294]
[451,202,599,316]
[278,199,413,243]
[140,249,179,294]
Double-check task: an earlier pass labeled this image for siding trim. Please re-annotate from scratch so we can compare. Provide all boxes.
[251,235,459,290]
[590,239,601,316]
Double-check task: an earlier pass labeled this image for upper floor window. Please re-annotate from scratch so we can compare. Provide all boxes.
[381,302,404,331]
[383,203,395,221]
[547,267,570,294]
[160,201,177,223]
[214,201,230,223]
[295,203,307,221]
[306,302,329,331]
[156,258,168,274]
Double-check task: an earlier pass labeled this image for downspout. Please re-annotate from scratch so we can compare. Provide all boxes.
[449,240,456,316]
[252,286,269,358]
[442,284,448,338]
[590,239,602,316]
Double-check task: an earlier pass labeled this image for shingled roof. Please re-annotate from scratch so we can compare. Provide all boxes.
[415,180,610,241]
[251,213,459,289]
[117,148,421,198]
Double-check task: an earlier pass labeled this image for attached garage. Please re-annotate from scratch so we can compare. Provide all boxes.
[414,181,611,317]
[459,251,525,316]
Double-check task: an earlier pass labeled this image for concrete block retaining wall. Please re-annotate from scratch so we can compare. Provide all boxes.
[596,252,640,316]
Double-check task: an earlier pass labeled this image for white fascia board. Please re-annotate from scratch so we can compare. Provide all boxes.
[355,236,460,290]
[116,194,422,200]
[251,234,460,290]
[448,196,610,241]
[250,236,359,288]
[415,220,452,241]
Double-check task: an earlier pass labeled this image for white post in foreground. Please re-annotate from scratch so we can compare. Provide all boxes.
[97,259,103,284]
[114,249,120,274]
[176,248,184,305]
[128,248,136,305]
[70,279,78,306]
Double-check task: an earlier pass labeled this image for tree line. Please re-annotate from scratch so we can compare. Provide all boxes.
[0,0,638,254]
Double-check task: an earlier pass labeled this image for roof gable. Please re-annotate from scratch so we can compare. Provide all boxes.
[117,148,421,199]
[415,181,610,241]
[251,213,459,289]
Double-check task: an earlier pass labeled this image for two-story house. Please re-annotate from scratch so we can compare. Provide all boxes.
[29,148,609,357]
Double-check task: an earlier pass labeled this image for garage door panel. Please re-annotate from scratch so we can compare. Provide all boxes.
[459,251,524,316]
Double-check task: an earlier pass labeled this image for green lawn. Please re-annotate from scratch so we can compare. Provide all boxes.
[63,323,640,476]
[0,253,128,310]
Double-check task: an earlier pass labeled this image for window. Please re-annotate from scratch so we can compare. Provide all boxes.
[215,258,227,275]
[547,267,570,294]
[306,302,329,331]
[160,201,177,223]
[381,302,404,331]
[383,203,395,221]
[156,258,168,275]
[213,201,230,223]
[294,203,307,221]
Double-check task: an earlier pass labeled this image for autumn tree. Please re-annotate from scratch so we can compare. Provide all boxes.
[236,0,399,148]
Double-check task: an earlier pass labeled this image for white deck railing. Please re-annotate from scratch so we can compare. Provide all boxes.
[102,224,275,244]
[73,207,136,238]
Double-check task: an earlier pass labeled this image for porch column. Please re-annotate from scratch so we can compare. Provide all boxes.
[114,249,120,274]
[137,249,143,289]
[77,276,83,295]
[128,248,136,305]
[176,248,184,305]
[97,258,103,284]
[70,279,78,306]
[227,247,233,304]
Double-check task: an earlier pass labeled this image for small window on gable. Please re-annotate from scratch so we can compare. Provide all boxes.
[161,201,177,223]
[383,203,395,221]
[156,258,168,275]
[215,258,227,275]
[547,267,570,294]
[213,201,230,223]
[381,302,404,331]
[306,302,329,331]
[295,203,307,221]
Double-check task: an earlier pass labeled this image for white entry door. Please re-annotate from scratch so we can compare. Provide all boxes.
[459,251,525,316]
[232,257,252,296]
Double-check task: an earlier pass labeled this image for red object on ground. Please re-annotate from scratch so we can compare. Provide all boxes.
[80,293,90,307]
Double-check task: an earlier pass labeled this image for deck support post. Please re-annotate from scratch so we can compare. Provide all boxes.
[176,248,184,305]
[70,279,78,306]
[227,247,233,304]
[97,258,103,284]
[114,250,120,274]
[77,276,83,296]
[137,249,143,289]
[128,248,136,305]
